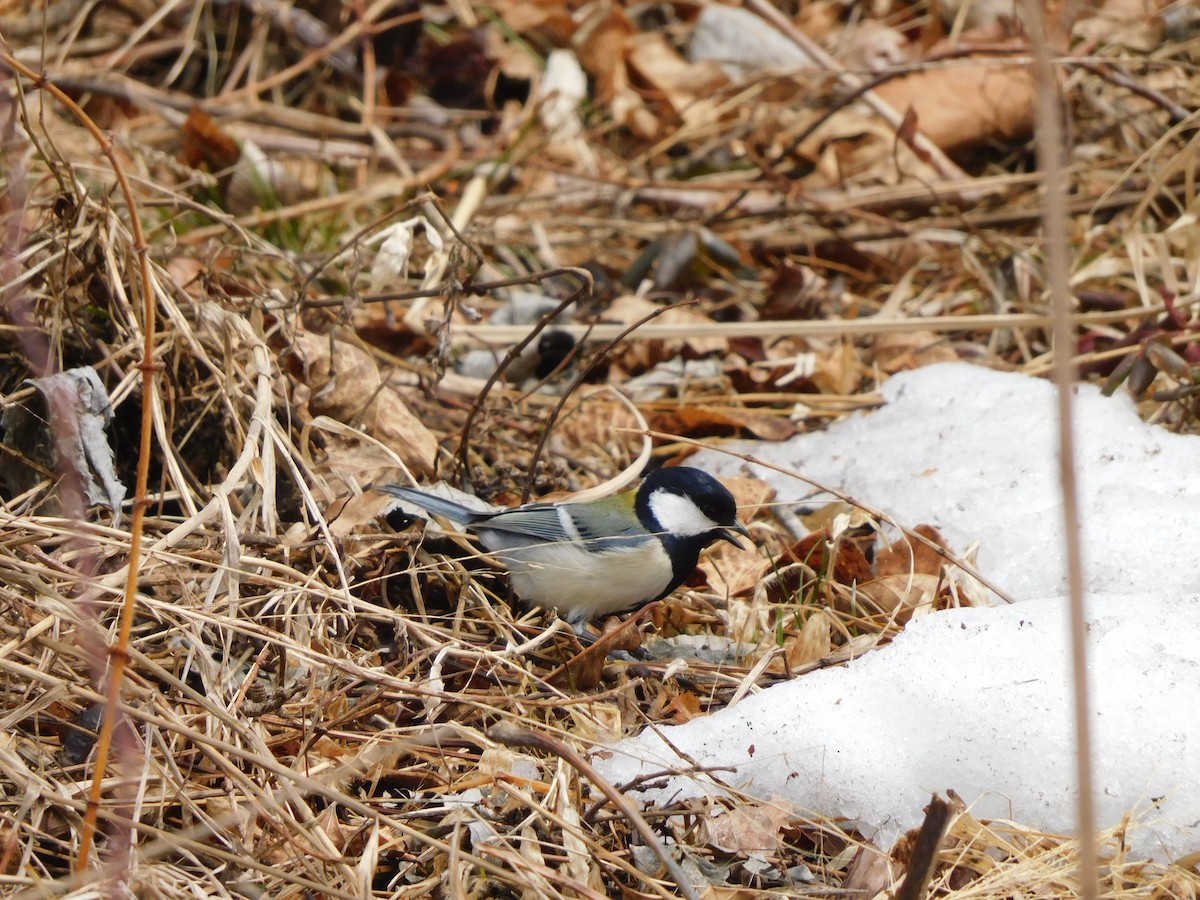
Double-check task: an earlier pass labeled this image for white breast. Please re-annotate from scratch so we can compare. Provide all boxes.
[497,539,675,622]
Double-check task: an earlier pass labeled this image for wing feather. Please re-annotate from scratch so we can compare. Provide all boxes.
[471,505,575,541]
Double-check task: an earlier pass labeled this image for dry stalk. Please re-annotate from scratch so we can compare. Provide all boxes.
[458,299,1200,344]
[1023,2,1100,896]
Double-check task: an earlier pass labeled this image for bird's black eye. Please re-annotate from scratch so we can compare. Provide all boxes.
[700,498,733,523]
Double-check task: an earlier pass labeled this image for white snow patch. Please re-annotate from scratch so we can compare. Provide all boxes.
[597,363,1200,859]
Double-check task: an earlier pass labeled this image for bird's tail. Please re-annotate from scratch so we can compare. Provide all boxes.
[375,484,487,524]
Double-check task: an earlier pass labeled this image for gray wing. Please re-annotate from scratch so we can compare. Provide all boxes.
[472,505,575,542]
[380,487,646,552]
[479,498,646,548]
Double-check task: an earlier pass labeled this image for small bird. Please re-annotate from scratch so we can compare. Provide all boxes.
[378,467,749,635]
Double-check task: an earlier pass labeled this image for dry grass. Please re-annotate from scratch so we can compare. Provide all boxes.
[0,1,1197,897]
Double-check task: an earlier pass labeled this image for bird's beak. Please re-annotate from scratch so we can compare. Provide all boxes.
[718,521,751,549]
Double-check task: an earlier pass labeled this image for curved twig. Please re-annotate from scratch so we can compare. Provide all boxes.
[451,267,594,484]
[488,722,701,900]
[519,299,698,503]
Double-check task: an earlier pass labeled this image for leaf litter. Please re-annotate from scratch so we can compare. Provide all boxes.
[0,0,1197,897]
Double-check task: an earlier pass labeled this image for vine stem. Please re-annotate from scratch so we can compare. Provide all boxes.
[0,53,159,873]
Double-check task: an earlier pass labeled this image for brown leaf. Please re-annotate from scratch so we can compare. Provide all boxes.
[180,106,239,172]
[843,844,898,897]
[876,524,950,577]
[548,615,643,691]
[489,0,576,43]
[697,537,764,599]
[858,573,942,622]
[874,63,1036,153]
[329,492,394,540]
[574,5,658,138]
[723,475,775,521]
[782,610,832,669]
[648,405,797,441]
[665,690,702,724]
[786,528,874,587]
[288,331,437,478]
[545,394,644,470]
[755,529,870,609]
[1075,0,1162,51]
[811,341,868,396]
[836,21,909,73]
[164,257,205,296]
[624,31,726,128]
[606,295,726,369]
[762,262,829,320]
[702,802,791,855]
[842,525,957,622]
[896,104,922,156]
[872,330,961,373]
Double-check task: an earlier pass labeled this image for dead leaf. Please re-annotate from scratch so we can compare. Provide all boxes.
[180,107,307,213]
[625,31,726,128]
[652,588,723,633]
[851,525,955,621]
[782,609,833,669]
[0,367,125,518]
[330,491,395,540]
[702,802,791,855]
[843,843,897,896]
[652,686,705,729]
[859,573,943,622]
[180,105,239,172]
[368,390,439,476]
[767,527,875,605]
[1074,0,1162,51]
[724,475,775,522]
[488,0,576,43]
[698,537,765,599]
[761,262,830,320]
[811,341,867,396]
[876,524,950,577]
[786,106,942,188]
[545,394,643,472]
[548,613,643,691]
[664,690,702,724]
[288,331,437,478]
[874,63,1036,153]
[648,405,798,441]
[835,21,909,72]
[574,5,658,138]
[873,331,961,373]
[164,256,205,296]
[756,519,959,623]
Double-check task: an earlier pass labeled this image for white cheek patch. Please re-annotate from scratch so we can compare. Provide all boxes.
[647,489,721,537]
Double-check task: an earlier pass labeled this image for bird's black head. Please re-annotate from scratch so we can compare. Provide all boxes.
[634,467,750,596]
[639,466,738,529]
